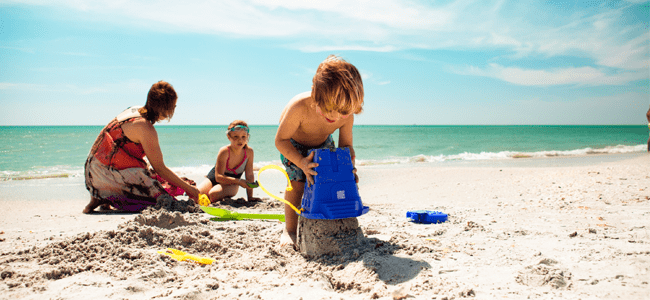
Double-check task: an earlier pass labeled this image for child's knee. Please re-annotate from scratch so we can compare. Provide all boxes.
[208,191,222,202]
[226,186,239,197]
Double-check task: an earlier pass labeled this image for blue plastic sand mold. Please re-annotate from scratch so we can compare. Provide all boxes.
[300,147,369,220]
[406,210,448,224]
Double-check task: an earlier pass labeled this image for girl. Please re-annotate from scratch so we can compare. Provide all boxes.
[197,120,258,203]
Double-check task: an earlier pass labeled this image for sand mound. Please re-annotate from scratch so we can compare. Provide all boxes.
[218,197,283,210]
[152,194,201,213]
[0,207,436,299]
[516,257,572,289]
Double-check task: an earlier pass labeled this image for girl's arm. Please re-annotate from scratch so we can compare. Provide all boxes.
[126,120,200,200]
[244,147,255,200]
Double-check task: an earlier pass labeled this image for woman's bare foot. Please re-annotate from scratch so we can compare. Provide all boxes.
[83,197,101,214]
[280,227,297,248]
[98,204,113,211]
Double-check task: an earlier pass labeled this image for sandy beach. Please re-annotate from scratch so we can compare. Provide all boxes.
[1,153,649,299]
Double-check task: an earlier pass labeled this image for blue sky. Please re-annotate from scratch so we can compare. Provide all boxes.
[1,0,648,125]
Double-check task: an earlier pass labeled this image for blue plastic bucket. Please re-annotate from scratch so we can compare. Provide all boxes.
[300,147,369,219]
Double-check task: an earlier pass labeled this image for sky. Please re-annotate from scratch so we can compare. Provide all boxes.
[1,0,648,126]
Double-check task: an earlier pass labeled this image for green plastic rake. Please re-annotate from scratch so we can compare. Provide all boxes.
[200,206,285,222]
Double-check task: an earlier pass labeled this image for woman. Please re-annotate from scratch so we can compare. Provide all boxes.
[83,80,199,213]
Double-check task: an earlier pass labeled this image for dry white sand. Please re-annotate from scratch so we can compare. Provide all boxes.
[1,153,649,299]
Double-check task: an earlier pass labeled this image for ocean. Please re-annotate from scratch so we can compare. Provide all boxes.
[0,125,647,181]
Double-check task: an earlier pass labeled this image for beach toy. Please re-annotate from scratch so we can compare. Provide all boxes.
[158,248,215,265]
[300,147,369,220]
[153,174,186,197]
[406,210,448,224]
[246,181,259,188]
[201,206,285,222]
[198,194,211,206]
[256,164,302,215]
[166,185,185,197]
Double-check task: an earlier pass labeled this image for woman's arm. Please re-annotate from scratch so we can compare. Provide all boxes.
[125,120,200,200]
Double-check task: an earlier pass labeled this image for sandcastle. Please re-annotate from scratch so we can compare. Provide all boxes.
[295,147,369,257]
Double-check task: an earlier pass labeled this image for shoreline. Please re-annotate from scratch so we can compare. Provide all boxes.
[0,154,649,299]
[1,150,646,182]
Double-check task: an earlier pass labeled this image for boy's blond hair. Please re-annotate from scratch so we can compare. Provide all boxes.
[311,55,364,115]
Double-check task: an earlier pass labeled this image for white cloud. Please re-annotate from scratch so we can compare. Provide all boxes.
[459,63,647,86]
[0,45,36,53]
[0,80,146,95]
[8,0,649,80]
[596,34,650,70]
[250,0,453,30]
[0,83,19,90]
[297,44,399,53]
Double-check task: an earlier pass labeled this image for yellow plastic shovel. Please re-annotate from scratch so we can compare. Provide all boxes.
[157,248,215,265]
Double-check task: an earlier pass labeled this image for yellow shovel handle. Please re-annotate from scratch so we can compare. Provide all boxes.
[257,165,302,215]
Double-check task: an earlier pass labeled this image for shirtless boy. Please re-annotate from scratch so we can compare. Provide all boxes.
[275,55,364,247]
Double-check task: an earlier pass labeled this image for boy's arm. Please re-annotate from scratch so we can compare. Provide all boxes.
[338,116,358,182]
[275,105,319,185]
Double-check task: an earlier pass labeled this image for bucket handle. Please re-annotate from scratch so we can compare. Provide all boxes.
[257,165,303,215]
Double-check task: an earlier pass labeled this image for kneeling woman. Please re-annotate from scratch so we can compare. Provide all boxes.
[84,80,199,213]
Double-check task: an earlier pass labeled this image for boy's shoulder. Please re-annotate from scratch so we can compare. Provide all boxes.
[281,91,313,120]
[287,91,312,108]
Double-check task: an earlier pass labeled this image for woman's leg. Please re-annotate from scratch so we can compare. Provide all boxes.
[83,196,106,214]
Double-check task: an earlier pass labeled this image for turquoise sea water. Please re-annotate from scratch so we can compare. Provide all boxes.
[0,125,647,180]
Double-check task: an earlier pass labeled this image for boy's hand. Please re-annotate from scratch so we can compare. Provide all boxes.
[299,151,319,186]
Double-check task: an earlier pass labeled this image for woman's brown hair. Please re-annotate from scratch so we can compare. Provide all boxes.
[139,80,178,123]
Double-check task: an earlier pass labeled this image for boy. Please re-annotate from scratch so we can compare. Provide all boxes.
[275,55,364,247]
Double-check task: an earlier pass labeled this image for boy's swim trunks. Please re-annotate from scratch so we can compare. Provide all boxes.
[281,135,335,182]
